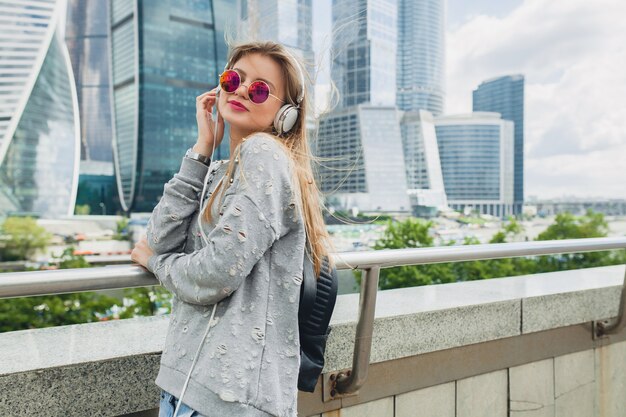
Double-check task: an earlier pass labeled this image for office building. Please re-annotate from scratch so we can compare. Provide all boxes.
[435,112,514,218]
[396,0,445,115]
[316,105,410,213]
[400,110,447,217]
[0,0,80,218]
[108,0,236,212]
[473,75,524,216]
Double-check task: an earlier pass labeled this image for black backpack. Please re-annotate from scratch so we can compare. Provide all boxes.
[297,245,338,392]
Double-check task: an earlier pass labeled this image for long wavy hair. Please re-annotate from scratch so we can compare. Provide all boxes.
[201,41,335,277]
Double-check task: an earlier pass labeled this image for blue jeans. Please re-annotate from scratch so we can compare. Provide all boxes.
[159,389,205,417]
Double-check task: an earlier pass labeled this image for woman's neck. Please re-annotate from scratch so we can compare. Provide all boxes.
[229,126,247,156]
[228,125,271,156]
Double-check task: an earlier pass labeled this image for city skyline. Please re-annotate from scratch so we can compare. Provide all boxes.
[445,0,626,200]
[314,0,626,200]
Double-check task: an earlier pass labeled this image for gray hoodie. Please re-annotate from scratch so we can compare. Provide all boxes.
[146,133,306,417]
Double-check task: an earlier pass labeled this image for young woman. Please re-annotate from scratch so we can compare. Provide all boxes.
[130,41,333,417]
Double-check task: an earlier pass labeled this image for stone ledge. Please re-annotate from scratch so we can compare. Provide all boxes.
[0,265,623,377]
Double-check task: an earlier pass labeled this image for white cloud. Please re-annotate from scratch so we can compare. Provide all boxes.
[446,0,626,199]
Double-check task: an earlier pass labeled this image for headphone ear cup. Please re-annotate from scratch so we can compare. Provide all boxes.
[273,104,299,135]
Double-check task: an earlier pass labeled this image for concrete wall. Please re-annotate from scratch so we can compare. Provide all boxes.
[1,265,625,416]
[306,341,626,417]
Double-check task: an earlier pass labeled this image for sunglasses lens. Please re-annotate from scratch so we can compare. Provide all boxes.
[220,70,240,93]
[248,81,270,104]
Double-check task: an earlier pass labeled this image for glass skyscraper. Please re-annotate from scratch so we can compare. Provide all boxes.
[396,0,445,116]
[108,0,236,213]
[316,105,410,213]
[316,0,414,214]
[240,0,315,127]
[435,112,514,218]
[65,0,114,163]
[472,75,524,216]
[331,0,397,108]
[401,110,447,217]
[0,0,80,218]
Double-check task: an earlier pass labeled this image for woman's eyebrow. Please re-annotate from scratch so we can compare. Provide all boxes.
[233,67,277,90]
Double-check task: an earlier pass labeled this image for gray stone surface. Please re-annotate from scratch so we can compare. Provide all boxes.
[594,339,626,416]
[0,354,161,417]
[324,396,393,417]
[0,315,167,375]
[324,299,520,372]
[555,350,595,417]
[457,370,508,417]
[510,358,555,417]
[395,382,455,417]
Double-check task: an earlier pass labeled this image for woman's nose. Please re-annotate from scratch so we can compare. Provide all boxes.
[235,83,249,100]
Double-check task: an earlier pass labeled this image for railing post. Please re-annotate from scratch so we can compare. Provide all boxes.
[594,264,626,339]
[323,265,380,401]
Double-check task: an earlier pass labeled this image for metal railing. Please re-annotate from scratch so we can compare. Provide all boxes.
[1,237,625,400]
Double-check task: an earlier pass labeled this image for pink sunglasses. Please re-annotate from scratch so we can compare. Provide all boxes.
[219,69,285,105]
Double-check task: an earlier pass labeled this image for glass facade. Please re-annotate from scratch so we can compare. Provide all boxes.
[317,105,410,212]
[241,0,315,123]
[396,0,445,116]
[434,113,514,218]
[400,110,446,209]
[317,109,365,193]
[331,0,397,108]
[65,0,114,163]
[74,161,122,215]
[0,1,80,218]
[109,0,236,212]
[473,75,524,215]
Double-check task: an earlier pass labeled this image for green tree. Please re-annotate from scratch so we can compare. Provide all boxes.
[55,246,91,269]
[122,286,172,317]
[0,217,51,261]
[74,204,91,215]
[113,217,130,241]
[533,209,618,272]
[0,250,120,332]
[355,218,456,289]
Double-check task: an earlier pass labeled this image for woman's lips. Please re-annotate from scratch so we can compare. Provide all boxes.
[228,100,247,111]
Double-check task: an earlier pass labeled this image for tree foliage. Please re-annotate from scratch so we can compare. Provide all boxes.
[0,217,51,261]
[356,210,625,291]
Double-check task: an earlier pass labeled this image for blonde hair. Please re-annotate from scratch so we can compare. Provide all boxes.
[201,41,336,277]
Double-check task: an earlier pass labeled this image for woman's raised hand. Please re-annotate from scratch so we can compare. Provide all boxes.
[195,87,225,156]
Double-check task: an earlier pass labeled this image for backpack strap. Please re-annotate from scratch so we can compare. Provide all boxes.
[298,240,338,334]
[299,243,317,320]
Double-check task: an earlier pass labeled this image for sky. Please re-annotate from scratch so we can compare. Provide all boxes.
[313,0,626,201]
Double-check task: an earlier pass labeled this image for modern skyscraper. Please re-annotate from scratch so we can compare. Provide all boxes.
[240,0,316,127]
[0,0,81,218]
[108,0,237,212]
[316,0,414,214]
[401,110,447,217]
[435,112,514,218]
[316,105,410,213]
[473,75,524,216]
[396,0,445,116]
[331,0,398,108]
[65,0,113,163]
[65,0,122,215]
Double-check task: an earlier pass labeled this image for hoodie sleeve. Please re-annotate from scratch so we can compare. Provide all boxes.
[146,134,296,306]
[145,154,210,255]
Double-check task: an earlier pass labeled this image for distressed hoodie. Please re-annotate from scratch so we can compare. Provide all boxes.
[145,133,306,417]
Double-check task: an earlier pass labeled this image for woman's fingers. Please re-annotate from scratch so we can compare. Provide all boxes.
[196,87,219,101]
[198,92,219,113]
